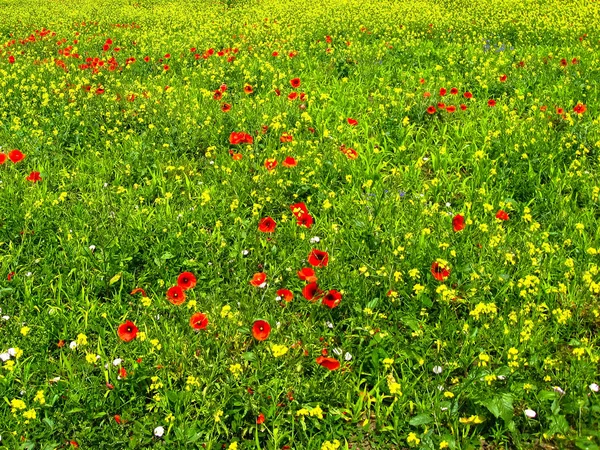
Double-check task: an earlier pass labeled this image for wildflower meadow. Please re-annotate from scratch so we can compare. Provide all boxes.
[0,0,599,448]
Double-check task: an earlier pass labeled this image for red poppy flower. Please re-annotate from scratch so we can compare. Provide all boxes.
[308,249,329,267]
[419,78,426,84]
[220,84,227,92]
[303,282,324,301]
[452,214,465,232]
[258,217,277,233]
[189,312,209,330]
[0,154,6,164]
[288,92,298,100]
[114,415,122,425]
[117,320,138,342]
[437,102,446,109]
[257,413,265,424]
[431,262,450,281]
[487,99,496,107]
[280,133,293,143]
[463,91,473,99]
[8,55,15,64]
[221,103,231,112]
[213,90,223,101]
[460,104,468,111]
[450,87,458,95]
[277,289,293,302]
[290,202,309,218]
[427,106,436,114]
[272,51,279,57]
[26,171,42,182]
[499,74,507,82]
[423,92,431,98]
[229,132,253,145]
[143,56,150,62]
[573,103,586,115]
[294,208,314,226]
[316,356,340,370]
[322,290,342,309]
[252,320,271,340]
[439,87,447,96]
[446,105,456,113]
[296,212,314,228]
[250,272,267,287]
[347,118,358,126]
[298,267,318,283]
[166,285,186,305]
[560,58,568,67]
[282,156,297,167]
[8,149,25,163]
[118,367,127,379]
[496,210,509,221]
[264,158,277,171]
[290,78,301,88]
[244,84,253,94]
[344,148,358,159]
[232,153,243,161]
[556,107,564,115]
[177,272,196,290]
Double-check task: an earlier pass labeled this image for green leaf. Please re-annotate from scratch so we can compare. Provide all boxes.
[409,413,433,426]
[109,273,121,285]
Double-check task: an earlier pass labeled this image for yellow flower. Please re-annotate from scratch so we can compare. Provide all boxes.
[228,442,238,450]
[34,390,45,405]
[407,432,421,447]
[214,410,224,422]
[440,441,449,449]
[11,399,27,412]
[270,344,289,358]
[141,296,152,307]
[321,440,341,450]
[20,326,31,336]
[86,353,97,364]
[309,405,324,419]
[23,409,36,420]
[296,408,310,416]
[229,363,243,378]
[76,333,88,346]
[3,360,15,371]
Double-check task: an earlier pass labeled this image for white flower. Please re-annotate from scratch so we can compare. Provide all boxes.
[326,321,334,329]
[437,385,445,391]
[0,353,10,362]
[524,409,536,418]
[113,358,123,366]
[441,407,448,411]
[50,377,60,383]
[445,202,451,208]
[89,245,96,251]
[553,386,565,395]
[25,272,32,277]
[154,426,165,437]
[332,348,342,356]
[433,365,442,374]
[310,236,321,244]
[590,383,599,393]
[7,348,16,357]
[258,282,267,288]
[276,322,281,328]
[69,341,77,349]
[1,316,9,321]
[344,352,353,361]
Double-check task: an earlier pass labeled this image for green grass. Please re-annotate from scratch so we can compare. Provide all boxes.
[0,0,599,448]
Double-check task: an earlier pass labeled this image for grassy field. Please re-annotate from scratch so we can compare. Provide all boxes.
[0,0,599,448]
